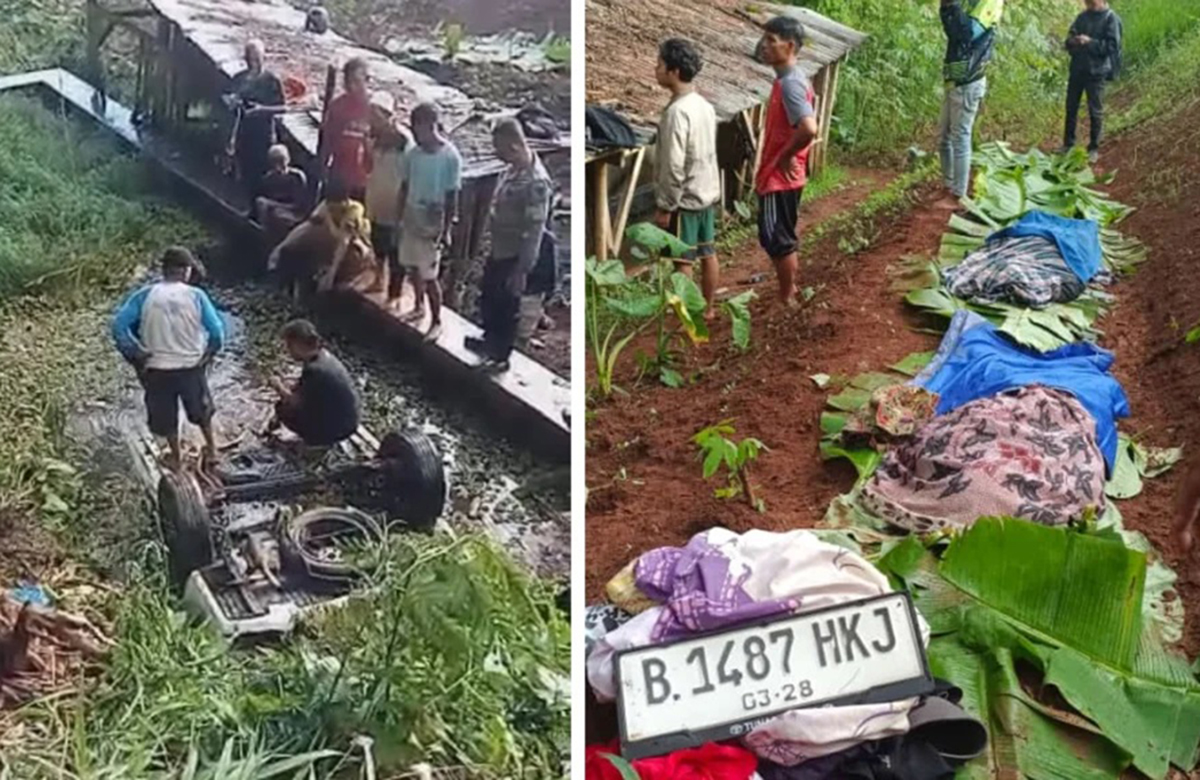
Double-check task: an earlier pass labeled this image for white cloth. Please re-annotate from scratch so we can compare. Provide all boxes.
[366,147,404,226]
[140,282,213,370]
[586,528,929,766]
[655,91,721,212]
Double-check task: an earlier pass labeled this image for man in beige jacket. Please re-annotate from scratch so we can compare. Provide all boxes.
[654,38,721,319]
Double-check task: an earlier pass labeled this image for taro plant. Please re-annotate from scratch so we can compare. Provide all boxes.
[585,255,650,398]
[693,419,767,511]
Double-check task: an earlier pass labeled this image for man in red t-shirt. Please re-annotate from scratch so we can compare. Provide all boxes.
[318,57,373,201]
[755,17,819,306]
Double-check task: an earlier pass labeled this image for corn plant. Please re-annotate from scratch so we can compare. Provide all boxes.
[693,419,767,510]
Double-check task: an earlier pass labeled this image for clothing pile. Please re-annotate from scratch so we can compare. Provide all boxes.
[943,211,1104,307]
[846,310,1127,533]
[838,385,941,451]
[584,529,988,779]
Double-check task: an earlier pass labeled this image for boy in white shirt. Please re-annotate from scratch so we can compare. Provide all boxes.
[395,102,463,340]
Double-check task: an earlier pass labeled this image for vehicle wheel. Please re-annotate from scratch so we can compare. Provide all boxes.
[157,471,214,589]
[375,429,447,531]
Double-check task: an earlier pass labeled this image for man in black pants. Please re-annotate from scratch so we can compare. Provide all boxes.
[266,319,361,448]
[465,118,553,372]
[1060,0,1122,164]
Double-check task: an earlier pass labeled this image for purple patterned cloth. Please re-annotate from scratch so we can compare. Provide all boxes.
[634,535,794,643]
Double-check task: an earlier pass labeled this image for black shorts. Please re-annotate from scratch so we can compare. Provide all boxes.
[142,365,213,438]
[757,188,804,260]
[371,222,399,267]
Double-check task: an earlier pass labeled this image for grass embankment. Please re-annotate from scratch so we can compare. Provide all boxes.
[0,96,569,778]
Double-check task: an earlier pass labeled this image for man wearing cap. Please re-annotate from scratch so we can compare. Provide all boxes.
[226,39,287,205]
[112,247,225,471]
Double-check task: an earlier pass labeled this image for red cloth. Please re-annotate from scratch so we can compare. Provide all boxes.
[586,741,758,780]
[323,92,372,189]
[755,77,816,195]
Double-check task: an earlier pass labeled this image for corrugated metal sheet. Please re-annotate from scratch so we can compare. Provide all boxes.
[147,0,567,178]
[585,0,866,126]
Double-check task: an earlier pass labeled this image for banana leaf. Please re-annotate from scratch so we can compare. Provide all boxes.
[1106,434,1183,499]
[891,519,1200,779]
[890,351,935,377]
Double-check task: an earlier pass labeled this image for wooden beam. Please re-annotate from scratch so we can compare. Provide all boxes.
[592,158,610,262]
[312,64,338,199]
[608,147,645,258]
[822,58,843,172]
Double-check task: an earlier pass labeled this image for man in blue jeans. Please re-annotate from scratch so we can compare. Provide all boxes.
[935,0,1001,211]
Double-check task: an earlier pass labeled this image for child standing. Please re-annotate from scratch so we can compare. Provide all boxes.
[396,102,463,340]
[364,92,409,299]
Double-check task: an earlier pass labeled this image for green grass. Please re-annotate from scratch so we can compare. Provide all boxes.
[1110,19,1200,136]
[0,96,568,779]
[1120,0,1200,71]
[0,96,206,301]
[795,0,1076,163]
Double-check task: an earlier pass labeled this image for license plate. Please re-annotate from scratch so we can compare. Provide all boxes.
[615,591,932,760]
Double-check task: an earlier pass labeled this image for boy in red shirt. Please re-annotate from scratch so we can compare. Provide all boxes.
[318,58,372,202]
[755,17,819,306]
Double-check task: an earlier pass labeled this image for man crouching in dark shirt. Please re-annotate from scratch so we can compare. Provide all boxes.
[266,319,360,447]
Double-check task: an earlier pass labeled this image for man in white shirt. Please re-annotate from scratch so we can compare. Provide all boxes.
[112,247,226,470]
[654,38,722,319]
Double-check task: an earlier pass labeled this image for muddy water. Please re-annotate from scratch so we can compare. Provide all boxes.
[67,280,569,581]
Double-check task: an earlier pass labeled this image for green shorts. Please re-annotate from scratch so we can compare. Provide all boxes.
[669,205,717,261]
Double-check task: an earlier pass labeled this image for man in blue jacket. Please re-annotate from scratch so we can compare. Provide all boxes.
[112,247,225,471]
[1059,0,1122,164]
[935,0,1000,211]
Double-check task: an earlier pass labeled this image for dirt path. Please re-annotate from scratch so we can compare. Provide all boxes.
[586,121,1200,663]
[1095,98,1200,658]
[585,179,946,602]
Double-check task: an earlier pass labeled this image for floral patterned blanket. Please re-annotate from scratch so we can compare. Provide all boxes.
[861,385,1107,533]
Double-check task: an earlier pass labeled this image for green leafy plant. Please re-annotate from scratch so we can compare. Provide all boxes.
[585,255,648,397]
[442,22,465,60]
[878,519,1200,780]
[693,419,767,510]
[541,33,571,65]
[720,290,758,352]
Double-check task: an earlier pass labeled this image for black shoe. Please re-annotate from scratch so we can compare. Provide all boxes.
[479,357,510,373]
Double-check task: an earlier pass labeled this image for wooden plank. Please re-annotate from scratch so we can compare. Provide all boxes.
[592,158,610,262]
[822,58,842,171]
[609,147,645,258]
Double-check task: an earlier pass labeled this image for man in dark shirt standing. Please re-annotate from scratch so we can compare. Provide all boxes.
[226,39,287,204]
[1059,0,1122,164]
[935,0,999,211]
[267,319,360,448]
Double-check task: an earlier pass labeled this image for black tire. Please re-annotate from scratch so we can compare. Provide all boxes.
[375,429,447,531]
[157,471,214,589]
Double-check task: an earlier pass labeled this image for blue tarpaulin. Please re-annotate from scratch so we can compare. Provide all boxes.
[988,210,1103,284]
[912,311,1129,473]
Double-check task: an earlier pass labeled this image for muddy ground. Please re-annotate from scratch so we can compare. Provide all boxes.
[584,102,1200,660]
[2,273,569,597]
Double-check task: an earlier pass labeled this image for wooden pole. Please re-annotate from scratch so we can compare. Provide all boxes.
[592,159,610,262]
[312,64,338,200]
[610,148,644,258]
[824,58,843,171]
